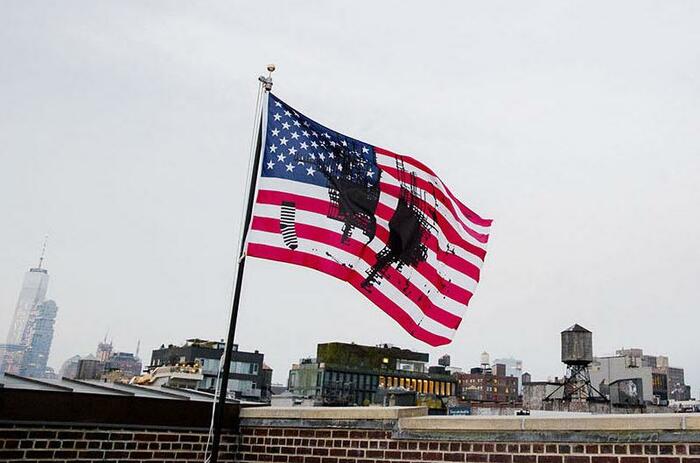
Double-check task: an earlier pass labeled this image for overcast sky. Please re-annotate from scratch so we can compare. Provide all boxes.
[1,1,699,389]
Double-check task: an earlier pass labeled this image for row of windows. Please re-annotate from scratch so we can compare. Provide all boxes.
[320,371,454,397]
[379,376,453,396]
[198,358,259,375]
[323,371,379,390]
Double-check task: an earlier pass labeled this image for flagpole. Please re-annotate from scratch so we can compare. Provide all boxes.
[209,65,275,463]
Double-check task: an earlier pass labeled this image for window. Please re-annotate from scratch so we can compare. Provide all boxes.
[229,361,259,375]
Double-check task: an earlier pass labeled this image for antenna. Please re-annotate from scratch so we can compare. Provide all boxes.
[135,339,141,359]
[38,235,48,269]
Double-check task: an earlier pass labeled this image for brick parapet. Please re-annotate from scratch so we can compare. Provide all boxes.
[235,424,700,463]
[0,423,238,462]
[3,408,700,462]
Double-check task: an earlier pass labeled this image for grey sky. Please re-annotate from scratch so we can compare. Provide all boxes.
[1,1,699,388]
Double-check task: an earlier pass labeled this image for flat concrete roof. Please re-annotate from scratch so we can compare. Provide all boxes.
[241,406,700,431]
[240,406,427,420]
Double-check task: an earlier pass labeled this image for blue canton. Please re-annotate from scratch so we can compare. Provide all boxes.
[262,94,380,189]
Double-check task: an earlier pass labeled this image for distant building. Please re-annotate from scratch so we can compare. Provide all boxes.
[76,355,102,380]
[5,267,49,347]
[149,339,271,402]
[288,357,322,398]
[1,248,57,377]
[107,352,142,378]
[19,300,58,378]
[453,363,519,404]
[0,344,25,376]
[493,357,523,392]
[96,340,113,362]
[287,342,456,408]
[591,349,690,405]
[58,355,81,379]
[60,339,143,382]
[522,380,565,410]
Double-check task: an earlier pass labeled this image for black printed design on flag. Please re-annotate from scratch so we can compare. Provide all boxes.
[363,158,436,288]
[279,201,299,250]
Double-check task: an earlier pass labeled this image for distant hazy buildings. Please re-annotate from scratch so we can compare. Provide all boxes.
[492,356,524,394]
[6,266,49,346]
[1,249,58,378]
[108,351,142,378]
[590,348,691,404]
[60,339,142,382]
[453,363,519,404]
[522,324,693,413]
[58,355,81,379]
[18,300,58,378]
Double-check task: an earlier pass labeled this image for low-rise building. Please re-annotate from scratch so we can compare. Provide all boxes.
[149,338,271,402]
[453,364,519,404]
[287,342,456,408]
[522,380,565,410]
[591,349,691,405]
[492,357,524,393]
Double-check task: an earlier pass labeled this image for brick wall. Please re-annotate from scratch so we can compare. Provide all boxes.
[235,426,700,463]
[3,407,700,462]
[0,424,237,462]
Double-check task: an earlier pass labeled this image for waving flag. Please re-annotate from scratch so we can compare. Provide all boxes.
[246,93,492,346]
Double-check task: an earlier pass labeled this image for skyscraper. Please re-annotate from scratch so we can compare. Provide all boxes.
[19,300,58,378]
[1,242,58,377]
[6,266,49,346]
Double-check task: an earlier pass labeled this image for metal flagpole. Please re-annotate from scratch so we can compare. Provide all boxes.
[208,65,275,463]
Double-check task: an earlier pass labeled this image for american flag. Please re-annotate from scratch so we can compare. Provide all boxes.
[246,93,492,346]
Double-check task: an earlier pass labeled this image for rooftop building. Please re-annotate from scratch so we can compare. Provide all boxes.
[591,348,691,404]
[149,338,271,402]
[287,342,456,408]
[453,363,519,404]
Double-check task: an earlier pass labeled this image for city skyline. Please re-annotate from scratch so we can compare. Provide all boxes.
[1,242,697,395]
[1,2,699,392]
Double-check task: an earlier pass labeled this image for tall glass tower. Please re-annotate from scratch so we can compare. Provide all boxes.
[6,266,49,346]
[19,300,58,378]
[1,244,54,376]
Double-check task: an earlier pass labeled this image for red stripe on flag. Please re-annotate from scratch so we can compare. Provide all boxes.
[379,166,489,243]
[375,147,493,228]
[251,216,465,329]
[255,189,482,280]
[379,178,489,246]
[247,242,453,346]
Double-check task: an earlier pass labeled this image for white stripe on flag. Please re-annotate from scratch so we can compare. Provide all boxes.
[247,227,458,340]
[255,176,487,269]
[253,202,476,311]
[376,152,491,236]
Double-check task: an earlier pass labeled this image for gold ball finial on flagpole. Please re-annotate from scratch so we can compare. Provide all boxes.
[259,64,275,91]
